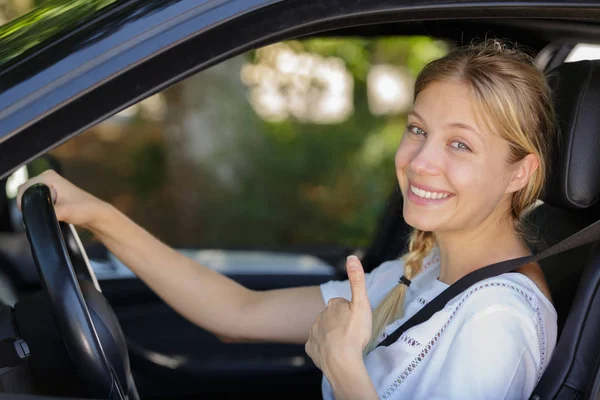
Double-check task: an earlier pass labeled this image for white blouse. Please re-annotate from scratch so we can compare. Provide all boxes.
[319,248,558,400]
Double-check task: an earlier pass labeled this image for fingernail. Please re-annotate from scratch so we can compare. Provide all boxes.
[347,255,358,268]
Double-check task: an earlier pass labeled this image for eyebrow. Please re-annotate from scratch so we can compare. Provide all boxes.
[408,110,485,143]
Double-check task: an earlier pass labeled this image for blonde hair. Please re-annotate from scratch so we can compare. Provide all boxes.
[364,40,556,354]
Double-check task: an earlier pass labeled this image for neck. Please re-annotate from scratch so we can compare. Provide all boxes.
[435,213,531,285]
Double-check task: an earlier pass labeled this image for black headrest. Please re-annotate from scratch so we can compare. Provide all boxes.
[544,60,600,210]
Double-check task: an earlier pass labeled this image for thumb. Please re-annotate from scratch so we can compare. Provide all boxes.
[347,256,369,306]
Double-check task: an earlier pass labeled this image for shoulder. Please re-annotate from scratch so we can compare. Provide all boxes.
[423,273,546,338]
[447,273,557,352]
[434,275,556,377]
[452,273,550,312]
[410,285,552,400]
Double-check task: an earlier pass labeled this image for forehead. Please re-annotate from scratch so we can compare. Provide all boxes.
[412,80,499,138]
[413,81,476,120]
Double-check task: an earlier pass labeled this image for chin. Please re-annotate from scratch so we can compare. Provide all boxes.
[402,208,439,232]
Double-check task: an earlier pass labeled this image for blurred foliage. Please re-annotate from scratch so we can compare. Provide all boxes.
[26,155,54,176]
[0,0,117,64]
[128,140,167,197]
[301,38,372,82]
[197,37,448,249]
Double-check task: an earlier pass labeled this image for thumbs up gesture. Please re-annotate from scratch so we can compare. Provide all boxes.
[305,256,373,372]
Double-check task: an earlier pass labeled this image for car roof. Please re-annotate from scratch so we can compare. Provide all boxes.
[0,0,600,181]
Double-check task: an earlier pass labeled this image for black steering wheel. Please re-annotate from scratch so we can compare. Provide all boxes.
[20,183,139,400]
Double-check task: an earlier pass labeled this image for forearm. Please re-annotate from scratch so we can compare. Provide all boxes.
[324,354,378,400]
[88,203,253,339]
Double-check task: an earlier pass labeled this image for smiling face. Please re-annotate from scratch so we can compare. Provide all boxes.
[395,80,532,234]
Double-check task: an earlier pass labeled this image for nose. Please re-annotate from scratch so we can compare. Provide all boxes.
[409,140,442,176]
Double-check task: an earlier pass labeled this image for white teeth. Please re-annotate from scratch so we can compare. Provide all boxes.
[410,185,450,200]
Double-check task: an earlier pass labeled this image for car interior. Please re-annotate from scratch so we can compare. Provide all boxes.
[3,3,600,399]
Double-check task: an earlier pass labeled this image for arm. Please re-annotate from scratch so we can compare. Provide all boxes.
[18,171,326,344]
[324,354,378,400]
[94,204,326,344]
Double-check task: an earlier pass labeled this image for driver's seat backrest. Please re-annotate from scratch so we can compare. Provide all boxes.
[530,59,600,399]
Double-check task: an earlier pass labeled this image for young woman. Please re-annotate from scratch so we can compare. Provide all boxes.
[17,40,558,399]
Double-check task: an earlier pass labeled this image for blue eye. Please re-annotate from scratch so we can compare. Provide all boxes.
[407,125,426,137]
[450,141,471,151]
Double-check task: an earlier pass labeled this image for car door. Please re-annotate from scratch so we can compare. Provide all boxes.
[1,1,598,399]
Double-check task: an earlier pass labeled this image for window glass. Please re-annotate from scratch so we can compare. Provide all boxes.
[0,0,120,66]
[46,37,449,251]
[565,43,600,62]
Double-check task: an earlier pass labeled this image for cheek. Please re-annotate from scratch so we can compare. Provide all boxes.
[395,137,417,170]
[449,158,510,205]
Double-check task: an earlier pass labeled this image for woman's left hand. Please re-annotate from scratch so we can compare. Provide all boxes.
[305,256,373,372]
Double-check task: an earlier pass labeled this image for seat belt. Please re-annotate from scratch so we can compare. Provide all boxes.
[375,218,600,350]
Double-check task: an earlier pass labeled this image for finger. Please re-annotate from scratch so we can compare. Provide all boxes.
[347,255,369,306]
[16,185,24,210]
[305,327,314,356]
[47,184,58,204]
[304,336,320,370]
[17,180,57,209]
[54,203,69,222]
[16,181,38,210]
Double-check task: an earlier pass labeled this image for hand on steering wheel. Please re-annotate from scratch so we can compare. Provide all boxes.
[20,182,138,400]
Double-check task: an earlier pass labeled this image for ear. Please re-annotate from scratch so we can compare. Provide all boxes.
[506,153,539,194]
